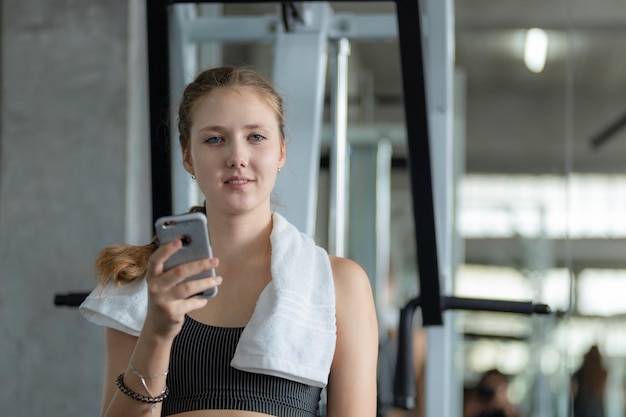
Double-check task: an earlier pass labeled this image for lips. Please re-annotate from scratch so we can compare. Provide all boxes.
[224,176,253,185]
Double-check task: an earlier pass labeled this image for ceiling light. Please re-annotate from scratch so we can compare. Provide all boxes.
[524,28,548,73]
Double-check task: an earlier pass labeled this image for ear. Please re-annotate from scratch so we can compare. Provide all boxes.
[278,140,286,169]
[182,147,194,175]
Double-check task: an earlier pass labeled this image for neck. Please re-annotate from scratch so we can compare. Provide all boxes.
[206,209,274,264]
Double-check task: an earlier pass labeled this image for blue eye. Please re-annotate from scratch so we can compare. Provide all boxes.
[250,134,266,142]
[205,136,222,144]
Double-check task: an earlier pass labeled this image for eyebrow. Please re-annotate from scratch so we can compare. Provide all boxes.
[196,123,273,134]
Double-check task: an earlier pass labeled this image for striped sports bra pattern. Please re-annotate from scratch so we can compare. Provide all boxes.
[162,316,323,417]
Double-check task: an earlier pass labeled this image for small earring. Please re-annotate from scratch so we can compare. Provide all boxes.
[191,174,196,180]
[278,168,281,173]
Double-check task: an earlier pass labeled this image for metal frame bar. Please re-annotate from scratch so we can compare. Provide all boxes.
[184,13,397,43]
[169,5,210,215]
[328,38,350,256]
[271,3,331,236]
[146,0,174,224]
[394,0,443,326]
[393,296,551,409]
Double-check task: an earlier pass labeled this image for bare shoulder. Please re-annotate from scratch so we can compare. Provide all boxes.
[329,255,369,286]
[328,255,374,308]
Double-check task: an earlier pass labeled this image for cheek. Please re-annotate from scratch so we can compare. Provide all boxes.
[261,150,283,168]
[191,147,220,168]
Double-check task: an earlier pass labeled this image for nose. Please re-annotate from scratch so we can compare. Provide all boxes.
[227,139,248,168]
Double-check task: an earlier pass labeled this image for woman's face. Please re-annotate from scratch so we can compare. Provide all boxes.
[183,86,285,216]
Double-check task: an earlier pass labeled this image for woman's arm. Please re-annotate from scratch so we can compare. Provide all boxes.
[101,328,136,416]
[101,327,175,417]
[99,238,221,417]
[326,256,379,417]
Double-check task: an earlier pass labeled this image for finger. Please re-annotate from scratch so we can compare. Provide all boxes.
[160,257,218,288]
[146,237,184,277]
[184,295,210,311]
[174,275,222,300]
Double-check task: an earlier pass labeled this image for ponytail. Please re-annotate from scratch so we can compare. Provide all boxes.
[95,206,206,286]
[95,238,158,286]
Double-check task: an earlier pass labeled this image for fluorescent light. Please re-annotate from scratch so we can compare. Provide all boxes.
[524,28,548,73]
[578,269,626,315]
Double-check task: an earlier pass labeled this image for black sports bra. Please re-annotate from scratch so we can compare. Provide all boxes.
[161,316,322,417]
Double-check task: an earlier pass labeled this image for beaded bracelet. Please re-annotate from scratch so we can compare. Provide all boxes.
[115,373,169,404]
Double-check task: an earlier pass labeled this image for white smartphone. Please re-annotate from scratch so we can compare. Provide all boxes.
[154,212,218,298]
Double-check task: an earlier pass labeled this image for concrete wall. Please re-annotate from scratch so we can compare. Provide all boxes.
[0,1,150,414]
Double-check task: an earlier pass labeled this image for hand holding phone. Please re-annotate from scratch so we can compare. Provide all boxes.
[154,212,218,298]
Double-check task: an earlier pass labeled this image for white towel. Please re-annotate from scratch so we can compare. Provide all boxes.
[79,212,336,388]
[79,274,147,337]
[231,212,336,388]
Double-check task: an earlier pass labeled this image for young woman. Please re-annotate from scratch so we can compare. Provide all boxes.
[80,67,379,417]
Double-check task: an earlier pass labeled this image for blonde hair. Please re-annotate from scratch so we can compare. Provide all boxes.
[94,238,159,286]
[178,66,286,151]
